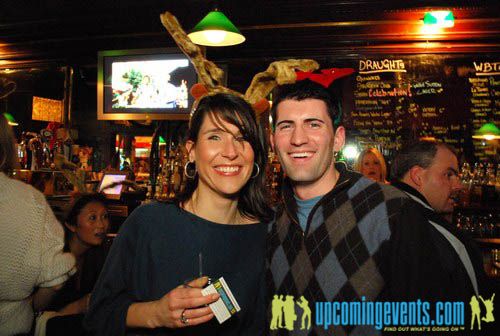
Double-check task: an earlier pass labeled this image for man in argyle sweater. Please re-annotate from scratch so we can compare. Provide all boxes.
[267,79,434,335]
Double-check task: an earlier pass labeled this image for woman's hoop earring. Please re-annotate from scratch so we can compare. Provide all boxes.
[251,163,260,179]
[184,161,197,179]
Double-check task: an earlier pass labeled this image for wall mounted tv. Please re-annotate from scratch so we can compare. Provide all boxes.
[97,48,197,120]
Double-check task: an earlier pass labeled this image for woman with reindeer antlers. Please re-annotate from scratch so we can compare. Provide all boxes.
[84,11,319,335]
[84,92,273,335]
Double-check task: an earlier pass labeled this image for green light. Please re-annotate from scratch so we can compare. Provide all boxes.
[473,122,500,140]
[3,113,18,126]
[188,10,245,47]
[159,136,166,144]
[423,11,455,28]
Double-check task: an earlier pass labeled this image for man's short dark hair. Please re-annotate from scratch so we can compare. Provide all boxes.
[391,140,457,181]
[271,79,341,129]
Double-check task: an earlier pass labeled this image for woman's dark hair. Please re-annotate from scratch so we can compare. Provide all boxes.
[63,193,108,251]
[176,93,273,222]
[0,114,19,174]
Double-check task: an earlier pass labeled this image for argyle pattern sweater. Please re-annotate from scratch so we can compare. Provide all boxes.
[267,164,415,335]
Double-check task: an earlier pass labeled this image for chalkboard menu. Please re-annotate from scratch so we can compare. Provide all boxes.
[339,55,499,162]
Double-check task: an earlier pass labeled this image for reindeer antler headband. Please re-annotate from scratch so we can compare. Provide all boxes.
[159,12,320,117]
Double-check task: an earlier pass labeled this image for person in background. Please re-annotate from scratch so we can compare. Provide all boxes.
[84,93,273,335]
[132,75,157,107]
[354,147,388,183]
[120,160,135,181]
[390,140,490,303]
[38,193,111,336]
[0,114,75,335]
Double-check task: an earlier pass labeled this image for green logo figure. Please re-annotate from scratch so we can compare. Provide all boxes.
[470,296,481,330]
[479,293,495,323]
[296,296,311,330]
[270,295,284,330]
[270,294,311,331]
[470,293,495,330]
[283,295,297,330]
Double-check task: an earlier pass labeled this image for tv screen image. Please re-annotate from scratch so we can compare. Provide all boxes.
[98,49,198,120]
[98,172,128,199]
[111,59,189,109]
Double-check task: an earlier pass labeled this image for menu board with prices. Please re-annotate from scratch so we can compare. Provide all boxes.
[339,55,499,162]
[467,62,499,160]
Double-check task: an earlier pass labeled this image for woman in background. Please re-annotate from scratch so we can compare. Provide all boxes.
[355,147,389,184]
[0,114,75,335]
[85,93,273,335]
[41,193,110,336]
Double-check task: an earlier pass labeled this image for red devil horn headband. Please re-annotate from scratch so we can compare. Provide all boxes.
[295,68,355,88]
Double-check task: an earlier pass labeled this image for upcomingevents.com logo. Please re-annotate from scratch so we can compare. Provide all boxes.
[269,294,496,332]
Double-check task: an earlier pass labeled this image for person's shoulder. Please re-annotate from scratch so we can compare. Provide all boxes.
[377,181,409,201]
[380,184,433,232]
[0,173,47,206]
[345,176,415,221]
[347,174,408,201]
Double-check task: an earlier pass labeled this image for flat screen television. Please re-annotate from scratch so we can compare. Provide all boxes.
[97,48,197,120]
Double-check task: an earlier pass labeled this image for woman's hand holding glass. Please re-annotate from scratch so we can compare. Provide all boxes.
[152,276,219,328]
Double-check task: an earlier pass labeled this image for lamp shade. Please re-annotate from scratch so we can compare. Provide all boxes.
[472,122,500,140]
[423,11,455,28]
[3,112,18,126]
[188,10,245,47]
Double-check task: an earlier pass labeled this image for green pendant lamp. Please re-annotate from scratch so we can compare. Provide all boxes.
[472,122,500,140]
[188,9,245,47]
[423,10,455,28]
[3,112,18,126]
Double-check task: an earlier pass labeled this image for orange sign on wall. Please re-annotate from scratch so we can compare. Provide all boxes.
[32,96,63,122]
